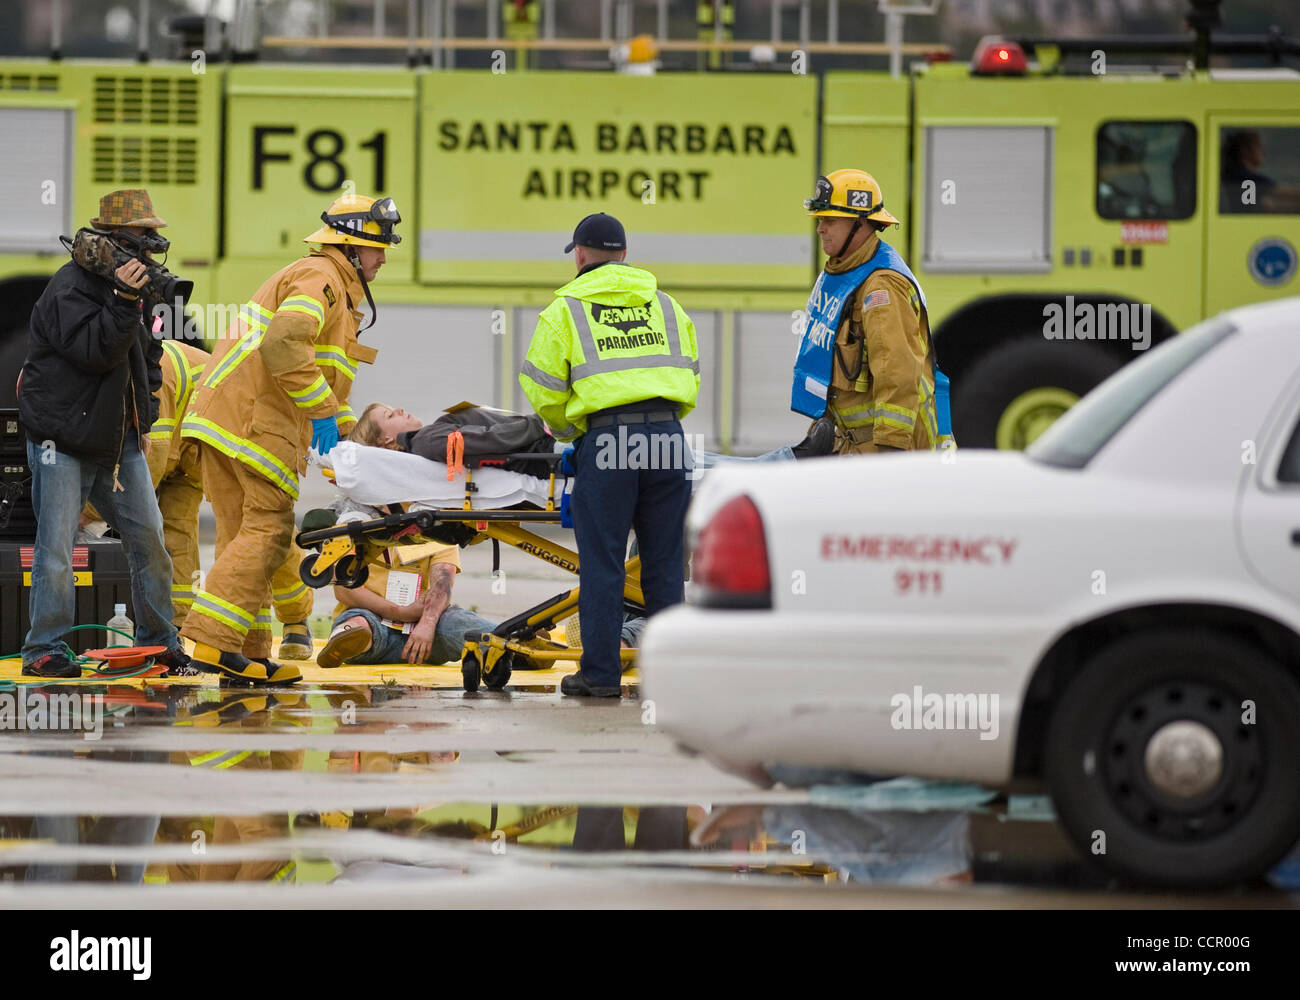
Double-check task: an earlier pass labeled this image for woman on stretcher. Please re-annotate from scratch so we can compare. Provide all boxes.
[347,402,836,468]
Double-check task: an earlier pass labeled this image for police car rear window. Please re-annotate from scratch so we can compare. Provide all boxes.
[1027,319,1236,469]
[1279,420,1300,485]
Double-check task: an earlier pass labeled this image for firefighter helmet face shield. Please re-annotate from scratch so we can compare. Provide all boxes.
[314,197,400,247]
[803,175,838,213]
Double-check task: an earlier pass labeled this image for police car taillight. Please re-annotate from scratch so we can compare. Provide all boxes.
[691,495,772,610]
[972,37,1027,76]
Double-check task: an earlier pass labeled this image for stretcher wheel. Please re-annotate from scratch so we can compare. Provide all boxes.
[299,552,333,588]
[484,651,513,691]
[461,652,481,693]
[333,554,369,589]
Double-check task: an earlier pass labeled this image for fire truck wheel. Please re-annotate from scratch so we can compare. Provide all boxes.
[951,337,1121,449]
[1044,629,1300,889]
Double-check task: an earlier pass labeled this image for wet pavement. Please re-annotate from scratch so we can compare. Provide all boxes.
[2,667,1297,908]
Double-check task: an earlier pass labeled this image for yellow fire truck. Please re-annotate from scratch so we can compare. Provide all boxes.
[0,0,1296,454]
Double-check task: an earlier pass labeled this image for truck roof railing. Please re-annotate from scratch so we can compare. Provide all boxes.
[1015,0,1298,71]
[1014,30,1300,72]
[160,0,949,73]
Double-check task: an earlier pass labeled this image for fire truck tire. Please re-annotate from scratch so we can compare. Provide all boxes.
[1044,629,1300,888]
[951,337,1121,449]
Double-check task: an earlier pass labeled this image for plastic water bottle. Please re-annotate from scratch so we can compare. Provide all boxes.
[106,603,134,648]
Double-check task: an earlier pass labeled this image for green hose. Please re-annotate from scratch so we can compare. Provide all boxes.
[0,623,166,691]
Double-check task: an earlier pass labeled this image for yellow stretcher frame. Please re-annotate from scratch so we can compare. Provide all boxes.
[296,462,642,693]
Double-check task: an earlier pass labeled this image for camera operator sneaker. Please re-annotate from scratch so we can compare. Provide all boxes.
[22,652,81,679]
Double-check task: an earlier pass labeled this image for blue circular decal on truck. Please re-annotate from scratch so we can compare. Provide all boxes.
[1248,238,1297,287]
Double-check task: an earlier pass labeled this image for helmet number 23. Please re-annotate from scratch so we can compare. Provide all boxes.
[252,126,387,194]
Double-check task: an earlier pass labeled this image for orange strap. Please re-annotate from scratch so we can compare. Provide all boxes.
[446,429,465,481]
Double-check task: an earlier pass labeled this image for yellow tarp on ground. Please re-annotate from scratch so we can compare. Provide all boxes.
[0,641,637,688]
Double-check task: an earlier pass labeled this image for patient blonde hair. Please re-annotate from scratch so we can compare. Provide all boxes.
[349,402,388,448]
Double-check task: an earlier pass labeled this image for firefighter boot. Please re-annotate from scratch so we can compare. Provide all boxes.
[792,416,836,459]
[277,622,314,661]
[192,644,303,686]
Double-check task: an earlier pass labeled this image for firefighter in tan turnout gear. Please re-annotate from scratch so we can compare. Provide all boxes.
[793,169,941,454]
[148,339,209,626]
[179,194,399,683]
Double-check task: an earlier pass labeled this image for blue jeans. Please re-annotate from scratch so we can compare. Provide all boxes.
[333,605,497,665]
[23,431,177,664]
[691,445,794,472]
[24,750,165,884]
[571,419,692,689]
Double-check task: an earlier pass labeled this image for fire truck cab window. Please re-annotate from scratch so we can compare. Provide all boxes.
[1219,127,1300,215]
[1096,121,1197,221]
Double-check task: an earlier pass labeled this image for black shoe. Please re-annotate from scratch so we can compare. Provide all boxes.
[560,672,621,698]
[791,417,836,459]
[21,652,81,679]
[154,645,202,677]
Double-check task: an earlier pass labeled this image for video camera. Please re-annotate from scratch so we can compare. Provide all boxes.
[60,227,194,307]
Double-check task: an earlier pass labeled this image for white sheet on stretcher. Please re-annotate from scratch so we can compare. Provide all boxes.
[329,441,567,510]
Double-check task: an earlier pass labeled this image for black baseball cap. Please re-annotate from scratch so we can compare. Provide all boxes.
[564,212,627,254]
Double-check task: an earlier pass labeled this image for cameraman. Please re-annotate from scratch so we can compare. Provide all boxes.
[16,189,196,678]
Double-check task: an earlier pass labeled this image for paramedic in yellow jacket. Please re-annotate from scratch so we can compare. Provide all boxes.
[794,170,940,454]
[520,213,699,698]
[179,194,400,684]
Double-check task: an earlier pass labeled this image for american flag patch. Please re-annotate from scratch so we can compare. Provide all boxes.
[862,288,891,311]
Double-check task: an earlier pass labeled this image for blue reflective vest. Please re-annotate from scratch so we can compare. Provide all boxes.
[790,241,927,419]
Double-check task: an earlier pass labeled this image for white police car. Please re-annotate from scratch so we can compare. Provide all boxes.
[641,297,1300,888]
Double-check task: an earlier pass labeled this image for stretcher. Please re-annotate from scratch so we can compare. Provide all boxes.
[295,441,643,693]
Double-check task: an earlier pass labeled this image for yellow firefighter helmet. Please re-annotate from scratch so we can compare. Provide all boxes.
[804,169,900,226]
[304,194,402,248]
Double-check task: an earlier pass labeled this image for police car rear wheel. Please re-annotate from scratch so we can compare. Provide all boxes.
[952,337,1121,449]
[1044,629,1300,888]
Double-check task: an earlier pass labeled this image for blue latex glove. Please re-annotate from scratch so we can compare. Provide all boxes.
[310,415,340,456]
[559,445,577,477]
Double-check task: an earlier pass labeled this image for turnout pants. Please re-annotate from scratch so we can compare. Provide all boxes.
[180,444,294,659]
[571,417,691,689]
[153,440,204,628]
[270,542,314,627]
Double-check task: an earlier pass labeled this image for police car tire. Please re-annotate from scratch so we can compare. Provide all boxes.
[951,337,1121,449]
[1044,629,1300,889]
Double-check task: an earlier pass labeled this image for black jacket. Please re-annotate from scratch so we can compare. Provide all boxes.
[18,260,161,469]
[398,407,555,478]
